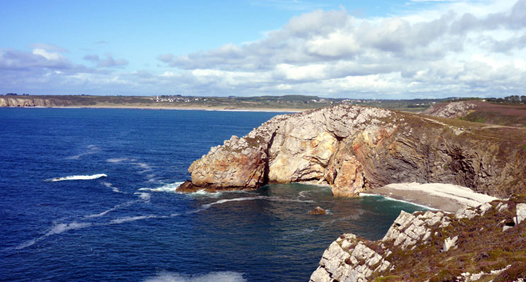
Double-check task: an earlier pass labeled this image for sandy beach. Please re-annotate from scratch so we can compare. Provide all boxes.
[367,182,499,212]
[55,105,306,113]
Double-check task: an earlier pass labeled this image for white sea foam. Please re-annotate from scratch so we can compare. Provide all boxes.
[200,196,266,210]
[46,173,107,182]
[66,145,100,160]
[14,221,93,250]
[140,182,184,193]
[101,181,123,193]
[136,162,152,171]
[135,192,151,201]
[143,271,247,282]
[84,200,138,218]
[106,157,133,163]
[47,222,92,235]
[109,215,165,224]
[360,192,438,211]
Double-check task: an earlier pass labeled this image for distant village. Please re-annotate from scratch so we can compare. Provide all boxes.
[151,94,385,105]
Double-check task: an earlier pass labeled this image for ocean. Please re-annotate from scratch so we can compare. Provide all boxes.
[0,108,426,282]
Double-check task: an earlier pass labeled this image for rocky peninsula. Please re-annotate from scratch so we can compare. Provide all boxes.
[180,104,526,281]
[180,104,526,198]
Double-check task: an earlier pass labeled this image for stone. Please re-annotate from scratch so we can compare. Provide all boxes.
[309,206,327,215]
[516,203,526,225]
[456,207,478,220]
[479,202,493,215]
[443,236,459,252]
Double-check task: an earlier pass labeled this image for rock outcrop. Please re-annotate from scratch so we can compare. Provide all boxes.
[182,105,526,198]
[421,101,476,119]
[310,196,526,282]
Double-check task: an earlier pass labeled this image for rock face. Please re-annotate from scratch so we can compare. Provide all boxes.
[0,96,73,107]
[310,196,526,282]
[184,105,526,198]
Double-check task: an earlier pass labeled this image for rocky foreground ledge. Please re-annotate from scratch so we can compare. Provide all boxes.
[181,104,526,198]
[310,196,526,281]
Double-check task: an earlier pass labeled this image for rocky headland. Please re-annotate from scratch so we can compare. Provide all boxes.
[180,104,526,281]
[180,104,526,199]
[0,96,74,107]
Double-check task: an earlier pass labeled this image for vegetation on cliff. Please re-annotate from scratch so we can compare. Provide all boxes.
[310,196,526,281]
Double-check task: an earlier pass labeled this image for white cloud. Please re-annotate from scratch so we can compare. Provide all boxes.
[155,0,526,98]
[32,48,64,61]
[2,0,526,98]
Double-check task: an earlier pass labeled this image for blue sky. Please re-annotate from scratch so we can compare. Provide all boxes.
[1,0,525,98]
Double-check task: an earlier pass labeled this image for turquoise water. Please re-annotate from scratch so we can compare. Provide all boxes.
[0,108,426,282]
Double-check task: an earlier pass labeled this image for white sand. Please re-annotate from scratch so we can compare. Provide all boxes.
[369,182,499,212]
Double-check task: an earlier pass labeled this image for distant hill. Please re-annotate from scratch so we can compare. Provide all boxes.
[0,94,445,112]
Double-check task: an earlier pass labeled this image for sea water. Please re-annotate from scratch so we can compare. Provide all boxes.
[0,108,426,282]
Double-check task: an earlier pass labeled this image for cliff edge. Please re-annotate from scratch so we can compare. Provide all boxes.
[310,196,526,281]
[181,105,526,198]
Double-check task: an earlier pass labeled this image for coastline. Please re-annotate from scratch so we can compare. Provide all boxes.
[2,104,306,113]
[368,182,499,213]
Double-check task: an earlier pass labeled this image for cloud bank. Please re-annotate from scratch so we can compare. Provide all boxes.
[1,0,525,98]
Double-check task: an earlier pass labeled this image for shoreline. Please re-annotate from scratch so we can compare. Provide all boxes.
[0,105,307,113]
[368,182,499,213]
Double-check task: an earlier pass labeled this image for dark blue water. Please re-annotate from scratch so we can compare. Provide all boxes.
[0,108,426,282]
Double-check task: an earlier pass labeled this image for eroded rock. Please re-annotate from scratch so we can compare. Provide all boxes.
[310,197,526,282]
[184,104,526,198]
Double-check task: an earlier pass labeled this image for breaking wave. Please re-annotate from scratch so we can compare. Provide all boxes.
[138,182,183,193]
[360,193,437,211]
[45,173,107,182]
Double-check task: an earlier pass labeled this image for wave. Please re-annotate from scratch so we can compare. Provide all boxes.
[9,193,305,251]
[200,196,267,210]
[134,192,152,201]
[109,215,166,225]
[143,271,247,282]
[45,173,107,182]
[106,157,134,163]
[106,157,157,181]
[14,221,93,250]
[359,193,437,211]
[139,182,183,193]
[101,181,124,193]
[66,145,100,160]
[84,200,138,219]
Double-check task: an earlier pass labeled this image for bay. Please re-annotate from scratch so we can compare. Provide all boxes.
[0,108,426,282]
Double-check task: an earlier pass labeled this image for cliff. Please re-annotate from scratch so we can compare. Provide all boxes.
[0,96,74,107]
[181,104,526,198]
[310,196,526,281]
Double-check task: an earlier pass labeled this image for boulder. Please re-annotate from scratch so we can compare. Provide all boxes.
[308,206,327,215]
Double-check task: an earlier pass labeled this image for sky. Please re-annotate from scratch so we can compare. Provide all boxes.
[1,0,525,99]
